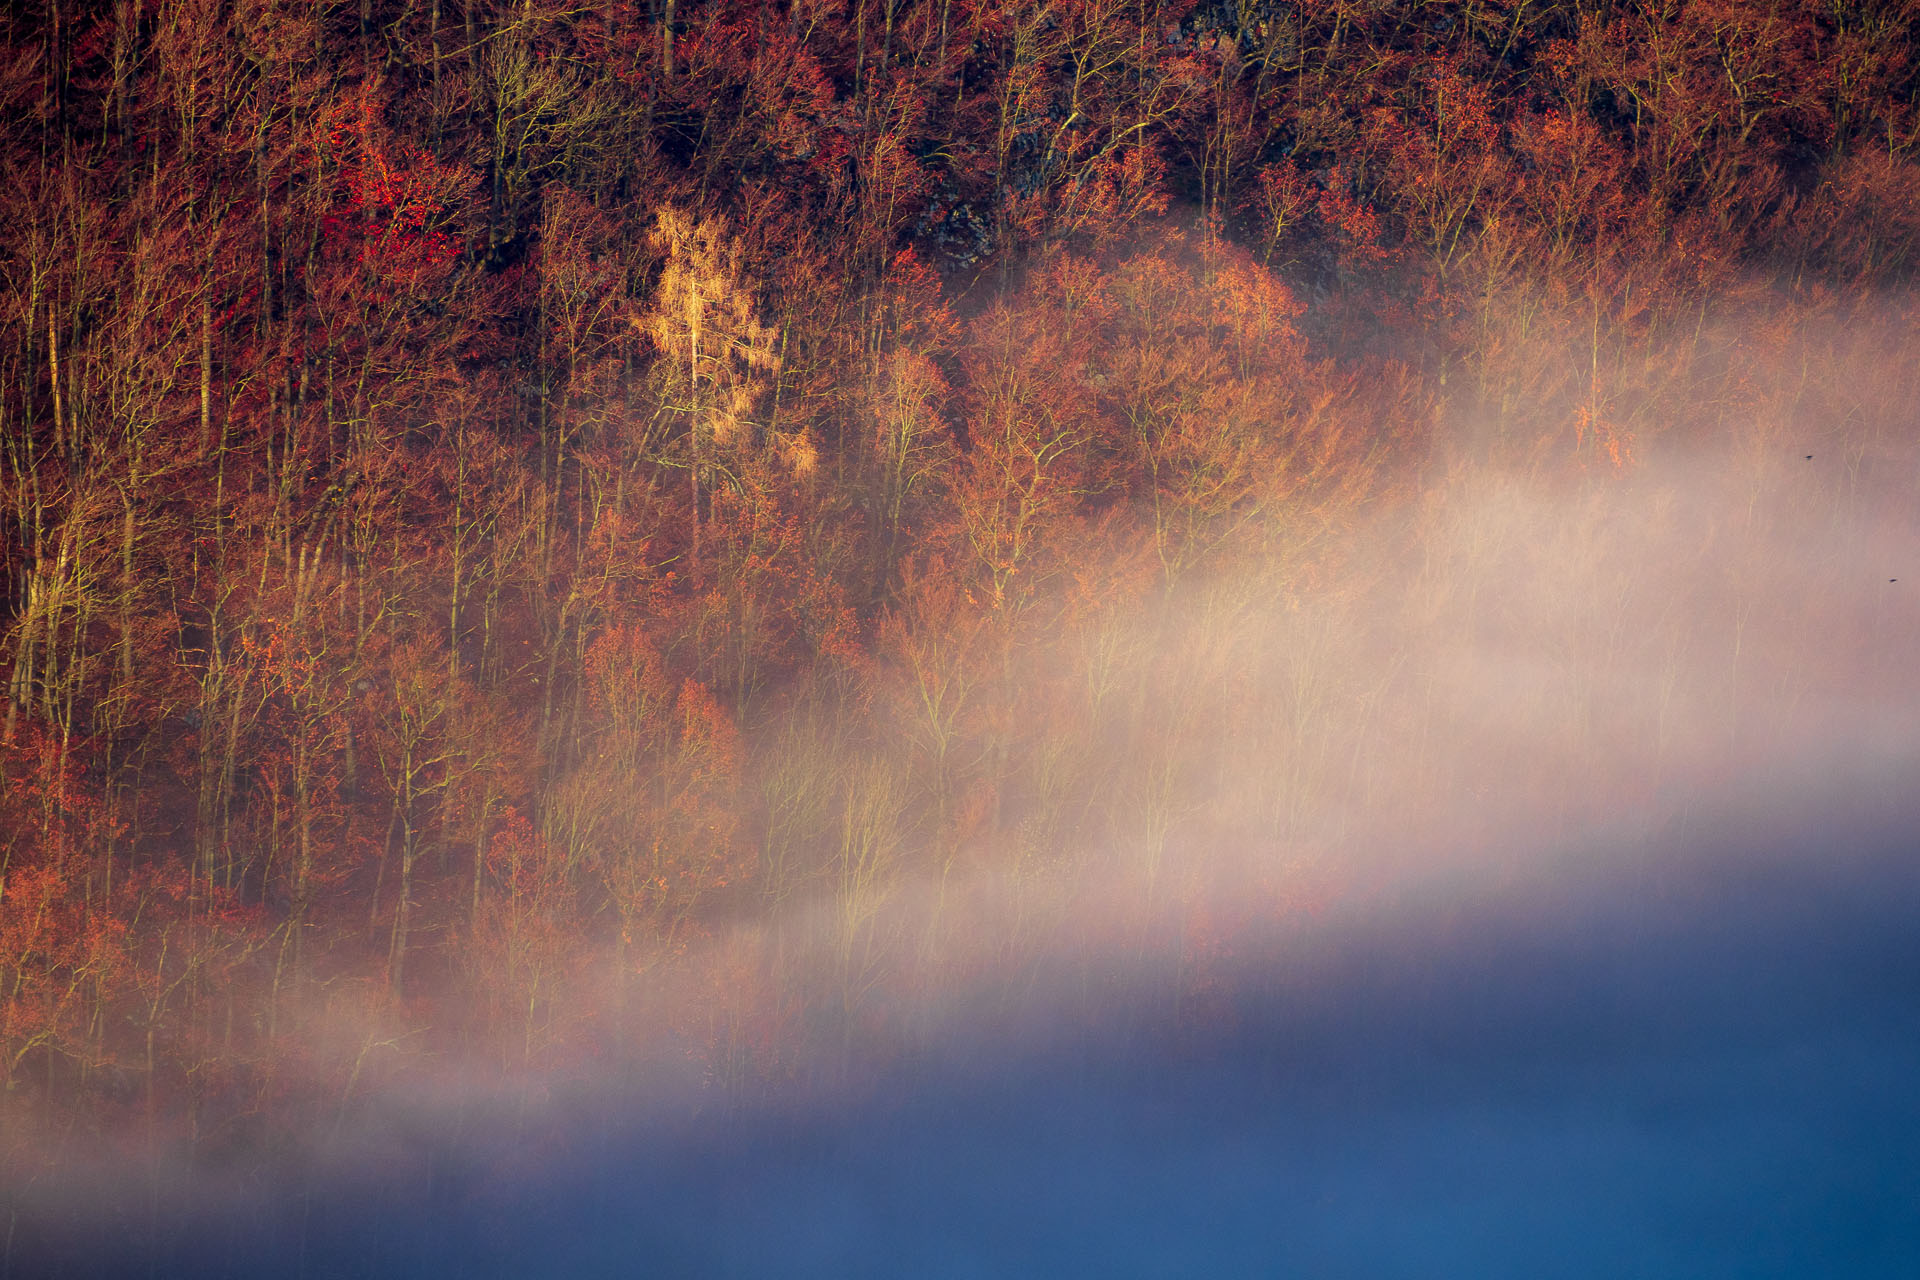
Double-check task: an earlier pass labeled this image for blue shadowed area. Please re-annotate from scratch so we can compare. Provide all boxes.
[44,814,1917,1280]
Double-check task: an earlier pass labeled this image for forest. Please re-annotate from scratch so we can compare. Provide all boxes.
[3,0,1919,1197]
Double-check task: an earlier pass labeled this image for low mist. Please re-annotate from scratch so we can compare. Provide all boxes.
[9,299,1920,1277]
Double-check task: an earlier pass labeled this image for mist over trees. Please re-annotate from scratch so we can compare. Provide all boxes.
[2,0,1918,1185]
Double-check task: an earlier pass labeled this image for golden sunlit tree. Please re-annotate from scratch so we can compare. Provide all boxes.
[641,207,787,577]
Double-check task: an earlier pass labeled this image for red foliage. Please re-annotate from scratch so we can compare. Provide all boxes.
[315,85,476,287]
[1,0,1913,1136]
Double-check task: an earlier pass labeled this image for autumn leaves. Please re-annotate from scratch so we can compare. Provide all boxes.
[3,0,1919,1170]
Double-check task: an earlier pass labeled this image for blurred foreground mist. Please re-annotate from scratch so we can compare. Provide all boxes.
[18,792,1920,1279]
